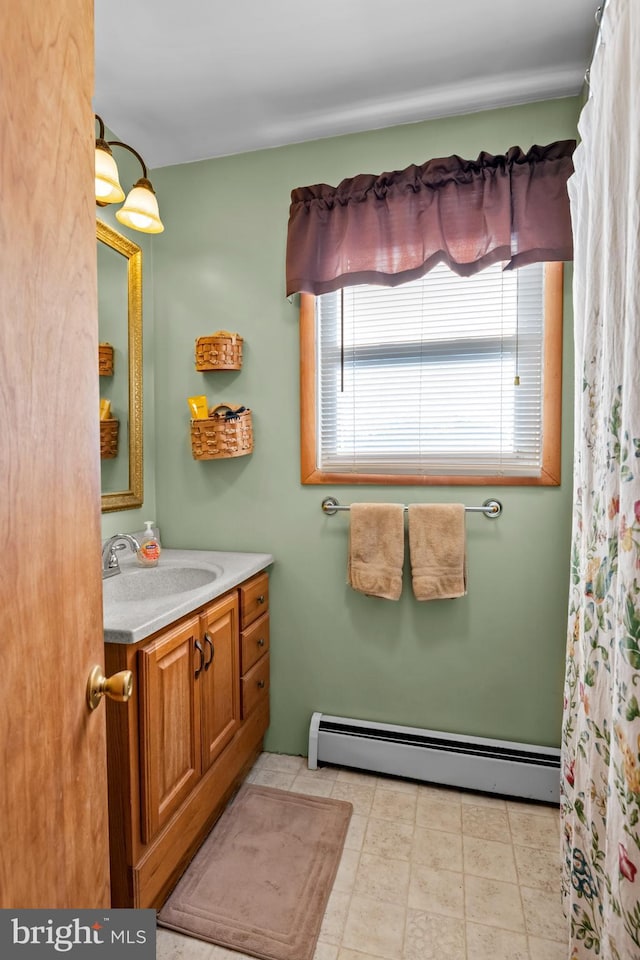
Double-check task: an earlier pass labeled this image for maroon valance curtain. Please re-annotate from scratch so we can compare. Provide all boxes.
[286,140,576,296]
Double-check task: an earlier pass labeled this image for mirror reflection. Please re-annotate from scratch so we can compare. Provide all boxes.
[97,220,143,512]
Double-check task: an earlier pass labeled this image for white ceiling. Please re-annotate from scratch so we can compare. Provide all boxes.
[94,0,600,170]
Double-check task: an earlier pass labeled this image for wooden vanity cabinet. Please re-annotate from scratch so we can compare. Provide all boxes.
[104,572,270,909]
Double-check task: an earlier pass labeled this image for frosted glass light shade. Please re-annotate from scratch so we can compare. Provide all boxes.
[115,178,164,234]
[95,143,125,203]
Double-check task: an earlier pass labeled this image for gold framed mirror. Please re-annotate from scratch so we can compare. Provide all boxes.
[98,219,143,512]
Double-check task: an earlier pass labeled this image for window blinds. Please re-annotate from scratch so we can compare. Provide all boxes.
[316,261,545,477]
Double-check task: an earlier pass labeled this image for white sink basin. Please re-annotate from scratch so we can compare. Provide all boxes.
[103,562,222,603]
[102,548,273,644]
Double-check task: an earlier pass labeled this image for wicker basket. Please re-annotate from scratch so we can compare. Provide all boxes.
[99,342,114,376]
[191,404,253,460]
[100,419,119,459]
[195,332,243,371]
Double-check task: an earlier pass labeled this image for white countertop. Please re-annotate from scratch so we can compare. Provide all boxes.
[103,548,273,644]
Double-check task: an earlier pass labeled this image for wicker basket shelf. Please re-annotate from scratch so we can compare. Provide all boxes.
[100,418,119,459]
[190,404,253,461]
[99,342,114,376]
[195,332,243,371]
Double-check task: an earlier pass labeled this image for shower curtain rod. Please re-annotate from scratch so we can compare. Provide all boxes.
[321,497,502,518]
[585,2,607,85]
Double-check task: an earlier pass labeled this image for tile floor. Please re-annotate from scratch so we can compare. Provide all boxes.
[157,752,568,960]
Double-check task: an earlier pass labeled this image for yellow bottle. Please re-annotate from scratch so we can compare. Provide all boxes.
[187,395,208,419]
[136,521,161,567]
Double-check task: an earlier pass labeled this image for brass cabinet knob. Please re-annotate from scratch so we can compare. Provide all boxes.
[257,595,265,604]
[257,638,265,647]
[257,679,266,689]
[87,665,133,711]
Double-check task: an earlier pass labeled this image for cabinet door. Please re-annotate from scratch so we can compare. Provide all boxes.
[138,616,201,843]
[199,593,241,772]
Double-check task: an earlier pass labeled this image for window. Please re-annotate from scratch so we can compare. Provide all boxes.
[300,261,563,485]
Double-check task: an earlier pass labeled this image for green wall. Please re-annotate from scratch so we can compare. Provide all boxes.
[146,98,580,755]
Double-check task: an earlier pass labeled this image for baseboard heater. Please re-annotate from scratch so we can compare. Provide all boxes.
[308,712,560,804]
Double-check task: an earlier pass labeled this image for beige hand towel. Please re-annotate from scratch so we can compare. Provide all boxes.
[408,503,467,600]
[347,503,405,600]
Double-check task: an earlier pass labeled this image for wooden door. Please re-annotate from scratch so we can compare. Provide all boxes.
[138,617,201,842]
[199,594,241,772]
[0,2,112,908]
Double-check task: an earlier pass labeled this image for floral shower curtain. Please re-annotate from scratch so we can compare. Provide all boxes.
[561,1,640,957]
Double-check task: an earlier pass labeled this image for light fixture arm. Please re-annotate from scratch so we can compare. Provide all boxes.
[94,114,149,178]
[106,141,149,180]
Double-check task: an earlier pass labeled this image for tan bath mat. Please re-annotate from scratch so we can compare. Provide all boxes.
[158,783,352,960]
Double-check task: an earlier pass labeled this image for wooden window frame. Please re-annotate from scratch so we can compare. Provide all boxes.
[300,262,564,486]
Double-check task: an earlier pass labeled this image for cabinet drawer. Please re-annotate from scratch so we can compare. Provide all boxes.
[241,613,270,674]
[240,572,269,630]
[241,653,269,720]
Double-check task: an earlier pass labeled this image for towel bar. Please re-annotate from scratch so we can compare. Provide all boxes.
[321,497,502,518]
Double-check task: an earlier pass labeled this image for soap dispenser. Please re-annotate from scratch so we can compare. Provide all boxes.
[136,521,161,567]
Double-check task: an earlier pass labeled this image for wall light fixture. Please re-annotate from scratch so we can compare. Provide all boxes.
[94,114,164,234]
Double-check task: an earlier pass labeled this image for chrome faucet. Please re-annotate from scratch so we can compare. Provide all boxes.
[102,534,141,579]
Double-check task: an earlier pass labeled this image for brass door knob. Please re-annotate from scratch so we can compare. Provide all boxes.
[87,665,133,711]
